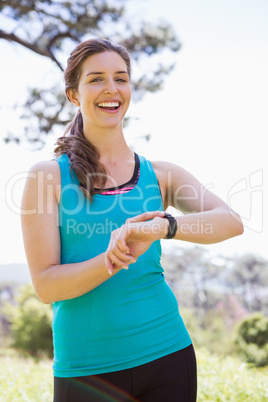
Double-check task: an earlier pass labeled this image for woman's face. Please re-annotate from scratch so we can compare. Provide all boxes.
[70,51,131,132]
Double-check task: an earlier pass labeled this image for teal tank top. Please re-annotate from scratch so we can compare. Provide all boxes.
[53,153,191,377]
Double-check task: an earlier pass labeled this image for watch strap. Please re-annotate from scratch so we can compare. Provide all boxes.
[163,213,178,239]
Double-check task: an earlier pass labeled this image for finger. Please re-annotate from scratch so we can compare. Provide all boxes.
[106,250,130,270]
[108,235,133,260]
[117,238,130,254]
[112,245,136,264]
[104,255,114,276]
[117,241,137,262]
[105,253,129,276]
[126,211,164,224]
[117,249,136,264]
[105,229,133,275]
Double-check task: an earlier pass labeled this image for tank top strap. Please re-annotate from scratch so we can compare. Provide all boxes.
[55,154,79,188]
[138,155,161,190]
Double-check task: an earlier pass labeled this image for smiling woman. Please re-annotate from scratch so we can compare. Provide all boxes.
[54,40,132,198]
[71,52,131,128]
[21,38,243,402]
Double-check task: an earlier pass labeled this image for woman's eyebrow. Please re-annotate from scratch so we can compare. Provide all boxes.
[86,71,128,77]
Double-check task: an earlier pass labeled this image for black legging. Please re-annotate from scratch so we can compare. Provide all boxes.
[53,344,197,402]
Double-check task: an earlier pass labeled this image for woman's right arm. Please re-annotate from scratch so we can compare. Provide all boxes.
[21,161,134,304]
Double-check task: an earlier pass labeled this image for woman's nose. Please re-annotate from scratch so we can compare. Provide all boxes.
[104,79,118,95]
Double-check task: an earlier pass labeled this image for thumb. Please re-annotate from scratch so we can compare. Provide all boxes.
[126,211,164,224]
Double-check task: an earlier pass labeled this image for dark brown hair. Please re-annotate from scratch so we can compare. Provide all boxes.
[54,38,132,200]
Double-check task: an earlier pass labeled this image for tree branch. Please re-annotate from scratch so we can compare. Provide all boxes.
[0,29,64,70]
[0,29,46,56]
[46,31,80,53]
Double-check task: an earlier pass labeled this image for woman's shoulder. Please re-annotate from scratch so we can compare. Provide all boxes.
[151,160,191,177]
[151,160,192,200]
[25,160,61,204]
[27,159,61,179]
[27,160,61,191]
[151,160,183,177]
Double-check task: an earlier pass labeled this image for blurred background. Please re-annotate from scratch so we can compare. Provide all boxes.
[0,1,267,400]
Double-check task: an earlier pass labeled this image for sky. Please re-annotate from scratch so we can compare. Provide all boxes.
[0,0,267,264]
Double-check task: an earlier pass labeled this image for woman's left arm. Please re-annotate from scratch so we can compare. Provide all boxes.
[105,161,244,273]
[153,161,244,244]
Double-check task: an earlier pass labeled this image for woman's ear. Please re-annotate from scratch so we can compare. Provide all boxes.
[67,89,80,106]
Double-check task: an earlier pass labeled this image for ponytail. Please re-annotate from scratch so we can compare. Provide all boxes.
[54,110,107,201]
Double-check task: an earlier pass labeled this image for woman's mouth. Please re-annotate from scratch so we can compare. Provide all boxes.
[97,101,120,112]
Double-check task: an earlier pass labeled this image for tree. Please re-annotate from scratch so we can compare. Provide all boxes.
[226,254,268,313]
[163,246,227,324]
[234,312,268,367]
[4,284,53,358]
[0,0,180,147]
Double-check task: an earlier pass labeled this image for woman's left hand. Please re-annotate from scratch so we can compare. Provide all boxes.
[105,211,167,275]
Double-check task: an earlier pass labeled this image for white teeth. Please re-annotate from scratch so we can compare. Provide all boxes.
[97,102,119,107]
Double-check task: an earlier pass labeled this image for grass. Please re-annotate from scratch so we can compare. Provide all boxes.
[0,348,267,401]
[0,349,52,402]
[197,348,268,401]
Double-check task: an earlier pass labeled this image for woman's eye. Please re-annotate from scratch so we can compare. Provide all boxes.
[90,78,102,83]
[88,77,128,83]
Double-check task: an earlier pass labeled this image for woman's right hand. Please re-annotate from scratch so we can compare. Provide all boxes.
[105,211,167,275]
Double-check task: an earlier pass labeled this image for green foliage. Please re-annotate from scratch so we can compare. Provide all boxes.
[0,349,52,402]
[0,347,267,401]
[197,348,268,401]
[234,313,268,367]
[226,254,268,313]
[5,285,53,358]
[165,247,268,317]
[0,0,180,146]
[181,308,235,356]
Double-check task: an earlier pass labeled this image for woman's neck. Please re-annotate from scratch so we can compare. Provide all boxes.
[84,124,132,163]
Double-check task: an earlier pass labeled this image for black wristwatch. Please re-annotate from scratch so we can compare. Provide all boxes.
[163,213,178,239]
